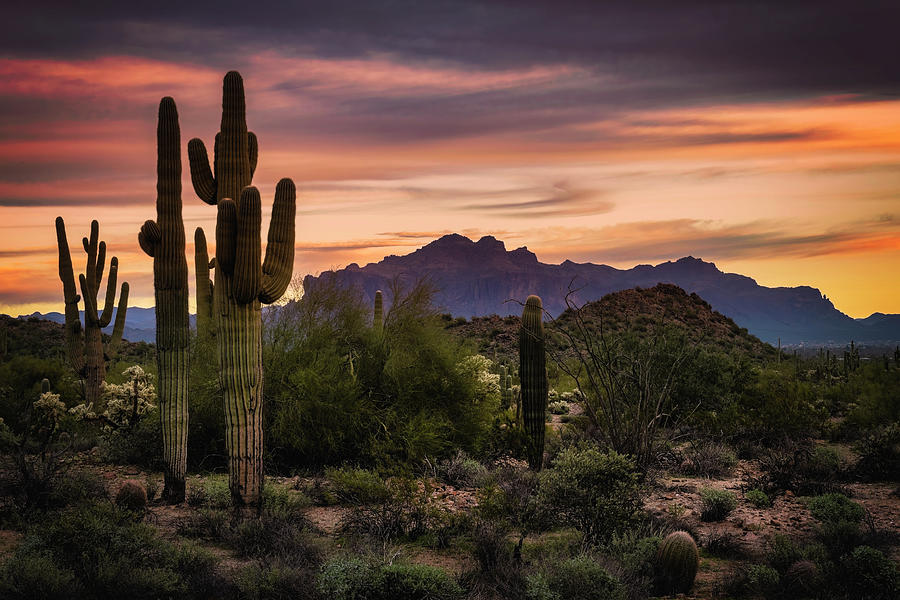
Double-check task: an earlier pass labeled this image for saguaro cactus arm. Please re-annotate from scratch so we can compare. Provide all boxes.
[188,71,255,206]
[194,227,214,336]
[259,179,296,304]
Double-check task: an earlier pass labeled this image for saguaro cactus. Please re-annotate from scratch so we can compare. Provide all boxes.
[373,289,383,333]
[138,97,190,503]
[189,71,296,508]
[519,295,548,470]
[194,228,214,339]
[56,217,129,406]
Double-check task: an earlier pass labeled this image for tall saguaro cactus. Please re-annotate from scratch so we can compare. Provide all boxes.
[373,289,383,333]
[194,227,214,339]
[138,97,190,503]
[519,295,548,470]
[56,217,129,406]
[189,71,296,508]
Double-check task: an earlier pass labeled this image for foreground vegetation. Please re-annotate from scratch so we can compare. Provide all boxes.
[1,278,898,599]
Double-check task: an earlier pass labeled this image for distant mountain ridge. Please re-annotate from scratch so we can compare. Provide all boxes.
[15,307,189,344]
[9,234,898,346]
[303,234,900,345]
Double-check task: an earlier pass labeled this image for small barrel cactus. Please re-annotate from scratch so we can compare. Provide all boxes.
[115,480,148,511]
[657,530,699,594]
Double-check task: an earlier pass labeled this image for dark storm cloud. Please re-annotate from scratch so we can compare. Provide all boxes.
[4,1,899,101]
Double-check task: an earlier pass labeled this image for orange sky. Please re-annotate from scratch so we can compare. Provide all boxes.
[1,53,899,319]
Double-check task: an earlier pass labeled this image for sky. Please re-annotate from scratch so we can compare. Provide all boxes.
[1,1,899,318]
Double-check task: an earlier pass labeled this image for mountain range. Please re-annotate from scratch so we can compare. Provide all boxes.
[11,234,899,346]
[303,234,900,346]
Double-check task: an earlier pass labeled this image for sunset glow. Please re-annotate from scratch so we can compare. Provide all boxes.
[2,4,898,319]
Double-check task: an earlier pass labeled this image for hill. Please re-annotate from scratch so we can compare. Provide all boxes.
[304,233,900,345]
[448,283,775,362]
[0,314,154,364]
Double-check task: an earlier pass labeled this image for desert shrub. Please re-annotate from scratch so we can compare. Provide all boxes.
[853,422,900,482]
[699,488,737,521]
[539,444,641,545]
[680,442,737,478]
[476,467,550,560]
[114,480,147,511]
[807,493,865,555]
[438,450,487,488]
[840,545,899,599]
[743,438,813,495]
[784,560,822,597]
[745,564,780,597]
[802,445,844,481]
[0,502,222,599]
[745,488,771,508]
[0,550,80,600]
[316,558,462,600]
[807,493,864,524]
[317,557,374,599]
[265,277,495,471]
[377,563,464,599]
[735,367,825,440]
[766,534,803,573]
[186,475,231,509]
[232,560,317,600]
[228,513,320,564]
[702,529,746,558]
[45,469,108,508]
[262,481,311,518]
[178,508,229,540]
[525,556,626,600]
[603,532,660,597]
[338,476,439,544]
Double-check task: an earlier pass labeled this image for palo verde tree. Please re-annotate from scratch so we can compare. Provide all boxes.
[138,97,190,502]
[55,217,129,407]
[188,71,296,508]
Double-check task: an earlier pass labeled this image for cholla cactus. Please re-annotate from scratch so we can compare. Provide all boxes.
[70,365,156,434]
[55,218,129,406]
[457,354,500,403]
[189,71,296,508]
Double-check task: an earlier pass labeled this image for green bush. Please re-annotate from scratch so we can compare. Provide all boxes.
[745,564,780,597]
[745,488,771,508]
[807,493,864,524]
[186,475,231,509]
[438,450,487,488]
[0,550,80,600]
[233,560,317,600]
[526,556,626,600]
[378,563,463,599]
[0,502,222,599]
[841,545,899,600]
[316,558,462,600]
[807,493,865,556]
[539,444,641,545]
[853,422,900,482]
[326,466,391,505]
[264,277,496,470]
[699,488,737,521]
[680,442,737,478]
